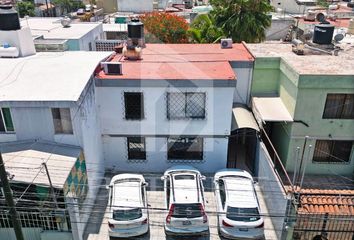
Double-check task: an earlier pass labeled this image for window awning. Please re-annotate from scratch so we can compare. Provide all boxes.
[231,106,260,132]
[252,97,293,125]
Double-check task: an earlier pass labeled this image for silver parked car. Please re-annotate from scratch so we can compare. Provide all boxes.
[214,169,264,239]
[107,173,149,238]
[161,165,209,236]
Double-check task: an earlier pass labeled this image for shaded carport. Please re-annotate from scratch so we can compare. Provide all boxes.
[228,105,260,174]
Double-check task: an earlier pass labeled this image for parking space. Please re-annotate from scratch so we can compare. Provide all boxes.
[85,173,278,240]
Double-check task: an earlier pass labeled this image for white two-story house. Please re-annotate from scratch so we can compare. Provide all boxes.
[94,43,254,173]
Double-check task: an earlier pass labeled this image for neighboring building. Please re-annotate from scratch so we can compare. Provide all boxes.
[0,141,86,240]
[266,12,295,41]
[20,17,104,51]
[0,31,110,238]
[102,23,128,40]
[117,0,153,12]
[94,43,254,173]
[270,0,316,14]
[247,42,354,176]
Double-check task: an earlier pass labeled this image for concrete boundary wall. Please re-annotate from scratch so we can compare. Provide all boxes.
[257,142,288,239]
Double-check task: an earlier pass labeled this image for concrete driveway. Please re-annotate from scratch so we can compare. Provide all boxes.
[85,173,279,240]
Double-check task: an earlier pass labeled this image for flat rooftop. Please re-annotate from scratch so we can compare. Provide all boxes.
[246,42,354,75]
[96,44,254,81]
[0,141,81,188]
[20,17,102,40]
[0,51,110,102]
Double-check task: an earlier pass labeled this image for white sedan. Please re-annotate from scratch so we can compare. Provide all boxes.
[214,169,264,240]
[107,174,149,238]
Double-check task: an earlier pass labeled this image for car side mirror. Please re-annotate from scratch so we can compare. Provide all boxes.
[143,182,149,187]
[160,176,166,181]
[105,185,112,190]
[201,175,206,181]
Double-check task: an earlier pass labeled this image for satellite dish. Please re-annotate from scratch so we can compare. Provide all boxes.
[316,12,326,23]
[61,16,71,28]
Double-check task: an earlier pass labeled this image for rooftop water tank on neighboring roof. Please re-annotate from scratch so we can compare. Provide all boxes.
[127,19,144,39]
[313,24,334,45]
[0,5,20,31]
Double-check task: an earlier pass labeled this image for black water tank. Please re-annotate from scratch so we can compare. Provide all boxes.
[313,24,334,44]
[0,5,20,31]
[128,21,144,39]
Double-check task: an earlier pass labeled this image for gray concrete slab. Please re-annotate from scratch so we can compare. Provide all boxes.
[85,174,279,240]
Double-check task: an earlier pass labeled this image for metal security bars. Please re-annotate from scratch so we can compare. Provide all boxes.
[124,92,144,120]
[167,92,206,120]
[167,137,203,160]
[127,137,146,160]
[0,211,71,231]
[323,94,354,119]
[95,40,123,51]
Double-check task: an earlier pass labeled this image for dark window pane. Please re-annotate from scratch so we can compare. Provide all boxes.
[2,108,14,132]
[331,141,352,163]
[127,137,146,160]
[124,93,144,120]
[342,94,354,119]
[323,94,354,119]
[167,92,206,119]
[51,108,73,134]
[167,92,185,119]
[186,93,205,119]
[0,110,5,132]
[313,140,353,163]
[167,138,203,160]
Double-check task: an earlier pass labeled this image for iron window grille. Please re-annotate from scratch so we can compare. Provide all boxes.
[124,92,144,120]
[167,137,203,160]
[0,108,14,132]
[313,140,353,163]
[127,137,146,160]
[51,108,73,134]
[167,92,206,119]
[322,94,354,119]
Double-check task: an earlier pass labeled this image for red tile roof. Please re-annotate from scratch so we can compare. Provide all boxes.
[296,189,354,215]
[96,43,254,80]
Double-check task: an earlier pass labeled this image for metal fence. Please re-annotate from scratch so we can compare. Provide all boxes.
[95,40,123,51]
[293,213,354,240]
[0,210,71,231]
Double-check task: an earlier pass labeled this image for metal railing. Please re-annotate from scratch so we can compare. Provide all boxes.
[260,128,294,193]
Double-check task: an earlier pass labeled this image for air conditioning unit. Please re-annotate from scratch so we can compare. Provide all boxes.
[101,62,122,75]
[221,38,233,49]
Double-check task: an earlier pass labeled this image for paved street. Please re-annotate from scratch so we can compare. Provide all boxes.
[85,174,278,240]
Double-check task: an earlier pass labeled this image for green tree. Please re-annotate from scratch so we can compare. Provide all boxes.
[188,14,224,43]
[52,0,84,14]
[16,1,35,18]
[210,0,273,43]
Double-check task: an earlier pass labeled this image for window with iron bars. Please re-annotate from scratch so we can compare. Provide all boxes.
[124,92,144,120]
[167,92,206,119]
[127,137,146,160]
[167,137,203,160]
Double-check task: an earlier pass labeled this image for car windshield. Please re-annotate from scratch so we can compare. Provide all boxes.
[172,203,202,218]
[113,208,142,221]
[226,207,260,222]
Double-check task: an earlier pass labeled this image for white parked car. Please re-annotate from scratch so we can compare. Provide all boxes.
[107,174,149,238]
[214,169,264,240]
[161,165,209,236]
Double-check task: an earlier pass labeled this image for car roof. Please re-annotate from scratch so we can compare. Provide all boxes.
[163,165,201,175]
[224,177,258,209]
[171,172,201,204]
[110,174,144,208]
[214,168,253,181]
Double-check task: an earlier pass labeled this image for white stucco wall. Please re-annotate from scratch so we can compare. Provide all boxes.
[96,85,234,173]
[117,0,153,12]
[96,86,234,136]
[78,24,104,51]
[103,136,228,173]
[232,67,253,104]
